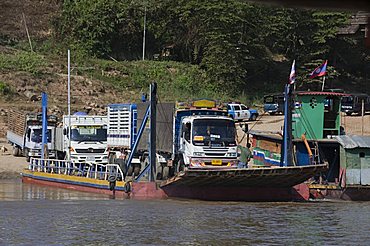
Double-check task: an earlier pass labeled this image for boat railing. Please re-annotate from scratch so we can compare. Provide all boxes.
[29,158,124,181]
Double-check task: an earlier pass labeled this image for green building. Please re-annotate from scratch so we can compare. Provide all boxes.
[292,91,343,140]
[336,135,370,186]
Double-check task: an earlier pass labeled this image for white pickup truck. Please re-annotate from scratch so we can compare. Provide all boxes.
[227,103,259,121]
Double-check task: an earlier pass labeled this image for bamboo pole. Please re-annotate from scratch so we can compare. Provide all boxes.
[22,12,33,52]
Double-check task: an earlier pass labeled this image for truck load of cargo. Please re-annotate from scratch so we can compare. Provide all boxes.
[7,110,57,161]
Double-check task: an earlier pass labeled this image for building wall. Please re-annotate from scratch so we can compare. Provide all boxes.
[341,147,370,185]
[293,95,325,140]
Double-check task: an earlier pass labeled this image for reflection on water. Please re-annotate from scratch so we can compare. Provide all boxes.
[0,179,110,201]
[1,179,370,245]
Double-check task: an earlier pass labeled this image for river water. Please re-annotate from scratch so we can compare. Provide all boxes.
[0,179,369,245]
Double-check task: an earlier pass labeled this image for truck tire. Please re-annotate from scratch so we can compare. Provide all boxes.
[108,153,116,164]
[162,166,170,180]
[127,165,133,176]
[12,146,17,156]
[24,148,30,162]
[250,114,257,121]
[177,158,185,173]
[133,164,141,176]
[14,146,21,157]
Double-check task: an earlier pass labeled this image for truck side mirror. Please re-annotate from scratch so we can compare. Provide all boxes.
[63,128,67,135]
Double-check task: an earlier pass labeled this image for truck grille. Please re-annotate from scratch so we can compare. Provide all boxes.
[75,148,105,154]
[203,147,228,157]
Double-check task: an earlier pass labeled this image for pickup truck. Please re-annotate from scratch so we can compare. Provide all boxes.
[227,103,259,121]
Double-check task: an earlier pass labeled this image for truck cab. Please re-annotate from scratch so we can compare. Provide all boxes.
[174,100,238,170]
[227,103,258,121]
[24,125,56,160]
[57,115,108,164]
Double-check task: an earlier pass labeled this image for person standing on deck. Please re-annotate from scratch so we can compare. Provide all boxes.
[237,142,252,168]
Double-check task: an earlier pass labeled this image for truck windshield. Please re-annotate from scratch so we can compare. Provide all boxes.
[31,129,52,143]
[341,96,353,104]
[71,126,107,142]
[192,119,236,146]
[264,96,275,104]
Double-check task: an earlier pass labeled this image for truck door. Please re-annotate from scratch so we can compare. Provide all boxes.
[240,105,251,120]
[234,105,241,120]
[180,122,192,164]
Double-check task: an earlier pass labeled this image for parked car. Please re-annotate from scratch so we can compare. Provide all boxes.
[263,94,284,115]
[227,103,259,121]
[341,93,370,116]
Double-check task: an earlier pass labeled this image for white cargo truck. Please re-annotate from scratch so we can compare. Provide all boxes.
[7,110,57,161]
[55,114,108,164]
[106,104,139,175]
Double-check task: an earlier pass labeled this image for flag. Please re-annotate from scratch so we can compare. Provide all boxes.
[289,60,296,84]
[309,60,327,79]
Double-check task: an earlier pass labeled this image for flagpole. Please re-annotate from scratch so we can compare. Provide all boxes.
[321,75,325,91]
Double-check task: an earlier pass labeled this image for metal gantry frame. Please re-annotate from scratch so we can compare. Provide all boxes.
[124,82,157,182]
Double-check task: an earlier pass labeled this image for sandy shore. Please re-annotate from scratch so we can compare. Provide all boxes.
[0,138,28,179]
[0,113,369,179]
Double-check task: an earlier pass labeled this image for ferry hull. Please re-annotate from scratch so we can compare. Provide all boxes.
[22,174,309,201]
[162,183,309,202]
[310,185,370,201]
[21,164,322,202]
[21,171,167,200]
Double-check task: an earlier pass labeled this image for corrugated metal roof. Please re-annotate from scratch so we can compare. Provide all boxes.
[295,91,349,97]
[335,135,370,149]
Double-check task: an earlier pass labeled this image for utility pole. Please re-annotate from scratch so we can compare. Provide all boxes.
[68,50,71,161]
[142,6,147,61]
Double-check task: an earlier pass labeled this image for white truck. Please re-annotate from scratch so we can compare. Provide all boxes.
[106,104,139,174]
[55,114,108,164]
[173,100,238,171]
[108,99,238,180]
[7,110,57,161]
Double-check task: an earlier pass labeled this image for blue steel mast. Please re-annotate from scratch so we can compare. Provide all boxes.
[41,92,48,161]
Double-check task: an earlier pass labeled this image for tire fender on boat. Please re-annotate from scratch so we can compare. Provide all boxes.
[108,175,117,191]
[124,181,132,193]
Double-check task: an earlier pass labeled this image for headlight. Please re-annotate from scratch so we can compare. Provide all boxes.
[226,152,237,157]
[193,152,205,156]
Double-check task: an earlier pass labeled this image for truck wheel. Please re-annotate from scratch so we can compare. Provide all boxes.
[162,166,170,180]
[12,146,18,156]
[133,164,141,176]
[156,165,163,180]
[127,165,133,176]
[251,114,257,121]
[108,153,116,164]
[177,159,185,173]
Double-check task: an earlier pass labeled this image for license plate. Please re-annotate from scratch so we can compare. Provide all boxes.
[86,156,95,162]
[211,159,222,165]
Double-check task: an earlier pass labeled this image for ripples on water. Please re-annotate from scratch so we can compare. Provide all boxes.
[1,179,370,245]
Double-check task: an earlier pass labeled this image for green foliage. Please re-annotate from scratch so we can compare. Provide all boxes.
[0,81,10,95]
[49,1,368,97]
[0,51,46,75]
